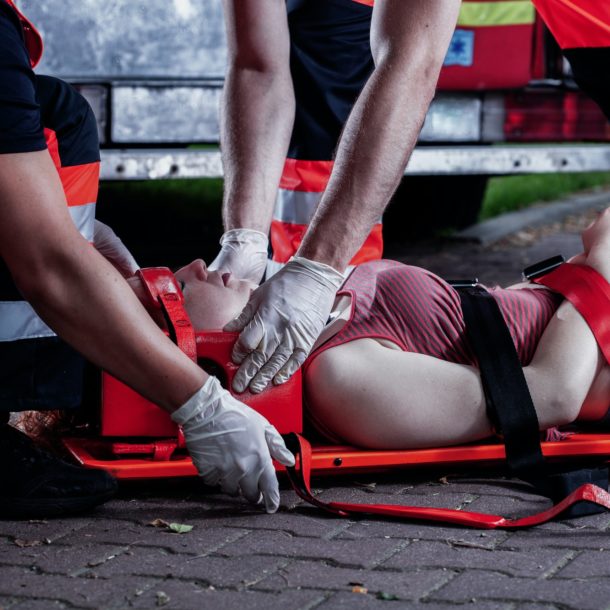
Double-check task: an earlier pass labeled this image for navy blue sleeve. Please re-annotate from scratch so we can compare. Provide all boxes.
[0,2,46,154]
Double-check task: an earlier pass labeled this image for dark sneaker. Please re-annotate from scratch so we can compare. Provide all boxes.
[0,424,117,518]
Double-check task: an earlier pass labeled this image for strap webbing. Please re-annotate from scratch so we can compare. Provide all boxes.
[457,286,546,482]
[284,433,610,529]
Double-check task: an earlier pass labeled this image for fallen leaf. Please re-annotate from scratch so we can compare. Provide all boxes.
[376,591,399,601]
[14,539,43,548]
[169,523,194,534]
[438,476,449,485]
[156,591,170,607]
[447,539,493,551]
[352,586,368,594]
[148,518,171,529]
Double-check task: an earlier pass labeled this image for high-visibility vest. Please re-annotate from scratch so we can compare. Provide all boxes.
[4,0,43,67]
[531,0,610,49]
[0,5,99,342]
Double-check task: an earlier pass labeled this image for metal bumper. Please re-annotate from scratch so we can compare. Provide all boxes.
[100,145,610,181]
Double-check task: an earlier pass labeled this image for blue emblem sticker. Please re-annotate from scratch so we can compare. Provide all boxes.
[444,29,474,67]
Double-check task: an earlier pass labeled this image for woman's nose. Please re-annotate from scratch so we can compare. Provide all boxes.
[191,259,208,281]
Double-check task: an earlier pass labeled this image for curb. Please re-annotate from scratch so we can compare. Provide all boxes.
[454,188,610,245]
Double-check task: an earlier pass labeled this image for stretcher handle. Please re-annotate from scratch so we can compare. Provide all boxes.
[284,434,610,530]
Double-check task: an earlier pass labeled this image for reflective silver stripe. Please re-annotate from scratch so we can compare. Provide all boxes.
[69,202,96,242]
[273,189,322,225]
[0,302,55,342]
[0,202,96,342]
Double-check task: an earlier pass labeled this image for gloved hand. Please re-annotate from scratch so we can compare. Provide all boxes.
[93,220,139,278]
[225,256,344,394]
[171,376,295,513]
[208,228,269,285]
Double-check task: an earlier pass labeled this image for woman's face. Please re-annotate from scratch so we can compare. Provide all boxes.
[174,259,255,330]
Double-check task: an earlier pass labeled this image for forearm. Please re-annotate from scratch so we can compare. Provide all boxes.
[21,246,206,412]
[298,61,436,269]
[0,151,205,412]
[299,0,460,271]
[220,0,295,233]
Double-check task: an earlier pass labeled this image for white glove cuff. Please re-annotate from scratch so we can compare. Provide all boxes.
[171,376,224,426]
[291,256,345,289]
[220,229,269,248]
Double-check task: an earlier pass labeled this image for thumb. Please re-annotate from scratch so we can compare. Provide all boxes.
[265,426,295,467]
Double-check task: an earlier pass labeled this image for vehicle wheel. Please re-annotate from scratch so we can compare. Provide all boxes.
[383,175,489,240]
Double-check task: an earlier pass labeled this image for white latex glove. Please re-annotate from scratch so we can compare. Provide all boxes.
[171,376,295,513]
[93,220,139,278]
[208,228,269,285]
[225,256,344,394]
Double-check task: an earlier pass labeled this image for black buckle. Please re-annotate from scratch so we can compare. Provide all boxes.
[448,278,479,289]
[522,255,565,281]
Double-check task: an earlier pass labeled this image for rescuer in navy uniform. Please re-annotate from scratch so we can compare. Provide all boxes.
[0,0,294,518]
[211,0,610,398]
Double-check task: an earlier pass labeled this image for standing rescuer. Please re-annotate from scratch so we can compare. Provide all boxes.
[211,0,462,395]
[0,0,293,519]
[211,0,610,397]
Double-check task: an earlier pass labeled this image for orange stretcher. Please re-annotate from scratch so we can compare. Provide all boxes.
[63,265,610,528]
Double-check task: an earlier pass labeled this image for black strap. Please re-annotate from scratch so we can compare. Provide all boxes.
[456,284,607,517]
[458,286,547,481]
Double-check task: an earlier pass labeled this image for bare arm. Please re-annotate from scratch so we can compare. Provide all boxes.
[298,0,461,270]
[0,150,206,412]
[220,0,295,232]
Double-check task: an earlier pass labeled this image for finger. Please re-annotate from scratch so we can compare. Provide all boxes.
[232,348,268,393]
[258,460,281,513]
[265,425,296,467]
[199,466,222,488]
[239,472,265,505]
[219,470,242,497]
[273,349,308,385]
[249,345,292,394]
[230,318,265,365]
[224,299,256,333]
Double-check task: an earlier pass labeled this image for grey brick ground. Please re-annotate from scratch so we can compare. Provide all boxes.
[2,205,610,610]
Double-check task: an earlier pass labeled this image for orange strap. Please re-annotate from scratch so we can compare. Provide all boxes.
[285,433,610,529]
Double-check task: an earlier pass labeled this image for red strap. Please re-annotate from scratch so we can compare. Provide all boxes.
[533,263,610,365]
[137,267,197,363]
[284,434,610,529]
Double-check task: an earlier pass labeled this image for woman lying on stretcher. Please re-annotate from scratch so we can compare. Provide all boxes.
[129,209,610,449]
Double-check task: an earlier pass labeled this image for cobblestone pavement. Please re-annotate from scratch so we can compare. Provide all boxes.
[2,209,610,610]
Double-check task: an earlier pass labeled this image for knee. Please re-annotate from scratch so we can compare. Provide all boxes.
[542,387,582,427]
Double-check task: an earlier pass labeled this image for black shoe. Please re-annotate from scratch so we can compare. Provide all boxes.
[0,424,118,518]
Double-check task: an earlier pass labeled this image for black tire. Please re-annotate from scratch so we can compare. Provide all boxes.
[383,175,489,241]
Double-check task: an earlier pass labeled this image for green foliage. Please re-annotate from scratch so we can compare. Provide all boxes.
[481,172,610,220]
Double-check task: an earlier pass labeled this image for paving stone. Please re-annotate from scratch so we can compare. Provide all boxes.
[316,592,512,610]
[555,549,610,578]
[0,568,157,609]
[0,518,90,543]
[315,488,475,510]
[64,521,249,555]
[500,529,610,551]
[461,493,549,518]
[128,579,323,610]
[0,598,18,610]
[201,509,348,539]
[218,529,403,568]
[255,559,455,600]
[338,521,509,547]
[381,540,570,577]
[431,571,610,610]
[0,541,128,575]
[92,546,283,587]
[10,601,74,610]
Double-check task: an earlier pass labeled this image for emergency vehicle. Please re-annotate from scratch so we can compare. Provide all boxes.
[20,0,610,229]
